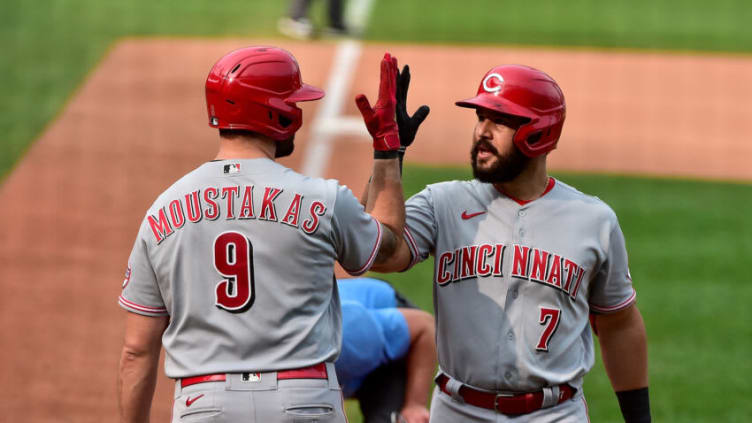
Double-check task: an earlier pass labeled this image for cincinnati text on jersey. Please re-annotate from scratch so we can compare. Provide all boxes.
[436,243,586,300]
[146,185,327,244]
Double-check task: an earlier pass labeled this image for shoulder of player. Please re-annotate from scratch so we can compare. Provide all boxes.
[138,161,341,227]
[154,161,337,201]
[421,179,481,196]
[405,180,484,211]
[264,162,342,195]
[140,164,207,215]
[552,179,618,220]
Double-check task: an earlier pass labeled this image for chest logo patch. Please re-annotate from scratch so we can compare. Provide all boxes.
[461,210,486,220]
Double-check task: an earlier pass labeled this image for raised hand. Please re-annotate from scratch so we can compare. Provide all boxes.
[355,53,400,153]
[396,64,430,153]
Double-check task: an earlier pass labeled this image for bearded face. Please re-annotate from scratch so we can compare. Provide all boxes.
[471,139,530,183]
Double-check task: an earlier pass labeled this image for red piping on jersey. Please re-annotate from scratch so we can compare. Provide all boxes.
[345,217,382,276]
[583,396,591,422]
[403,227,420,269]
[118,296,168,314]
[590,289,637,313]
[495,177,556,206]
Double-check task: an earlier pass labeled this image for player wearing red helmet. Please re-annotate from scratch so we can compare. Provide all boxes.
[371,63,651,422]
[456,65,566,158]
[117,46,410,423]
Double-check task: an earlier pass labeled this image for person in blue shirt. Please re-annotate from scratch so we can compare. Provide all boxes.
[336,277,436,423]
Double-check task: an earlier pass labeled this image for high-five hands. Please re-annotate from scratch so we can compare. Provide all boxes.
[395,64,430,155]
[356,53,400,155]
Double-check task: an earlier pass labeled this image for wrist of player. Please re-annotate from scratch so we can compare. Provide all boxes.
[397,147,406,175]
[372,128,400,150]
[616,387,651,423]
[374,150,399,159]
[372,127,400,159]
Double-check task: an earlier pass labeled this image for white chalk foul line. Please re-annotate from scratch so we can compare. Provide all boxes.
[300,0,374,178]
[301,40,365,178]
[315,116,370,138]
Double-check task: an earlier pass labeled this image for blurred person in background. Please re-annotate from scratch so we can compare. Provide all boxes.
[336,277,436,423]
[278,0,348,39]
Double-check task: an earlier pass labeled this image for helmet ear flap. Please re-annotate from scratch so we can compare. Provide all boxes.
[513,110,565,157]
[278,114,293,128]
[526,132,543,145]
[271,106,303,137]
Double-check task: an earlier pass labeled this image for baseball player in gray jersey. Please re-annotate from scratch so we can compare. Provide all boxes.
[370,64,651,422]
[117,47,408,422]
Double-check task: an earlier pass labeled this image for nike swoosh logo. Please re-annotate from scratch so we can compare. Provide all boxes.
[461,210,486,220]
[185,394,204,407]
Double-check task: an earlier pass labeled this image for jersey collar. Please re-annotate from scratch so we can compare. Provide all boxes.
[494,177,556,206]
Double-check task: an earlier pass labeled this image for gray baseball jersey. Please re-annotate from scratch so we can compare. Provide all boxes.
[403,177,636,392]
[118,158,382,378]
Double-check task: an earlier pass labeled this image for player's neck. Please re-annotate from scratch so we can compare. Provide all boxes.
[214,135,276,161]
[493,157,549,202]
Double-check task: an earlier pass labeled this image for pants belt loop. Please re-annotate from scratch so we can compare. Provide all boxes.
[325,362,339,389]
[174,379,182,400]
[541,385,560,408]
[443,374,465,404]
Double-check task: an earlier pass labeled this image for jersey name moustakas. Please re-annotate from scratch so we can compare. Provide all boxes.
[147,184,327,244]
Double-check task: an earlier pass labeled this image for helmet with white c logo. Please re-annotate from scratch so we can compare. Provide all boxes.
[456,64,565,157]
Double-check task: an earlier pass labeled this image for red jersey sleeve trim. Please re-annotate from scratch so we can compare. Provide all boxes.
[589,289,637,313]
[403,226,420,270]
[118,295,168,315]
[343,218,382,276]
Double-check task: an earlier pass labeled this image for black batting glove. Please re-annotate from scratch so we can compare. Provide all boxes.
[395,64,430,158]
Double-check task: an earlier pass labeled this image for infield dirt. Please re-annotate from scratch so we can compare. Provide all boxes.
[0,38,750,421]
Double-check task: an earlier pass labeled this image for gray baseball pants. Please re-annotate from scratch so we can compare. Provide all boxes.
[172,362,346,422]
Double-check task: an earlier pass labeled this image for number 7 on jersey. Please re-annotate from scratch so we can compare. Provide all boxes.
[536,306,561,352]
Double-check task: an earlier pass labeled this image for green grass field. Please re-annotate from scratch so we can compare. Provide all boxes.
[367,0,752,52]
[3,0,752,421]
[0,0,287,180]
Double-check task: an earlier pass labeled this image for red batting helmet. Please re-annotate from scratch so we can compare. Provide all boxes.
[205,46,324,140]
[456,65,565,157]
